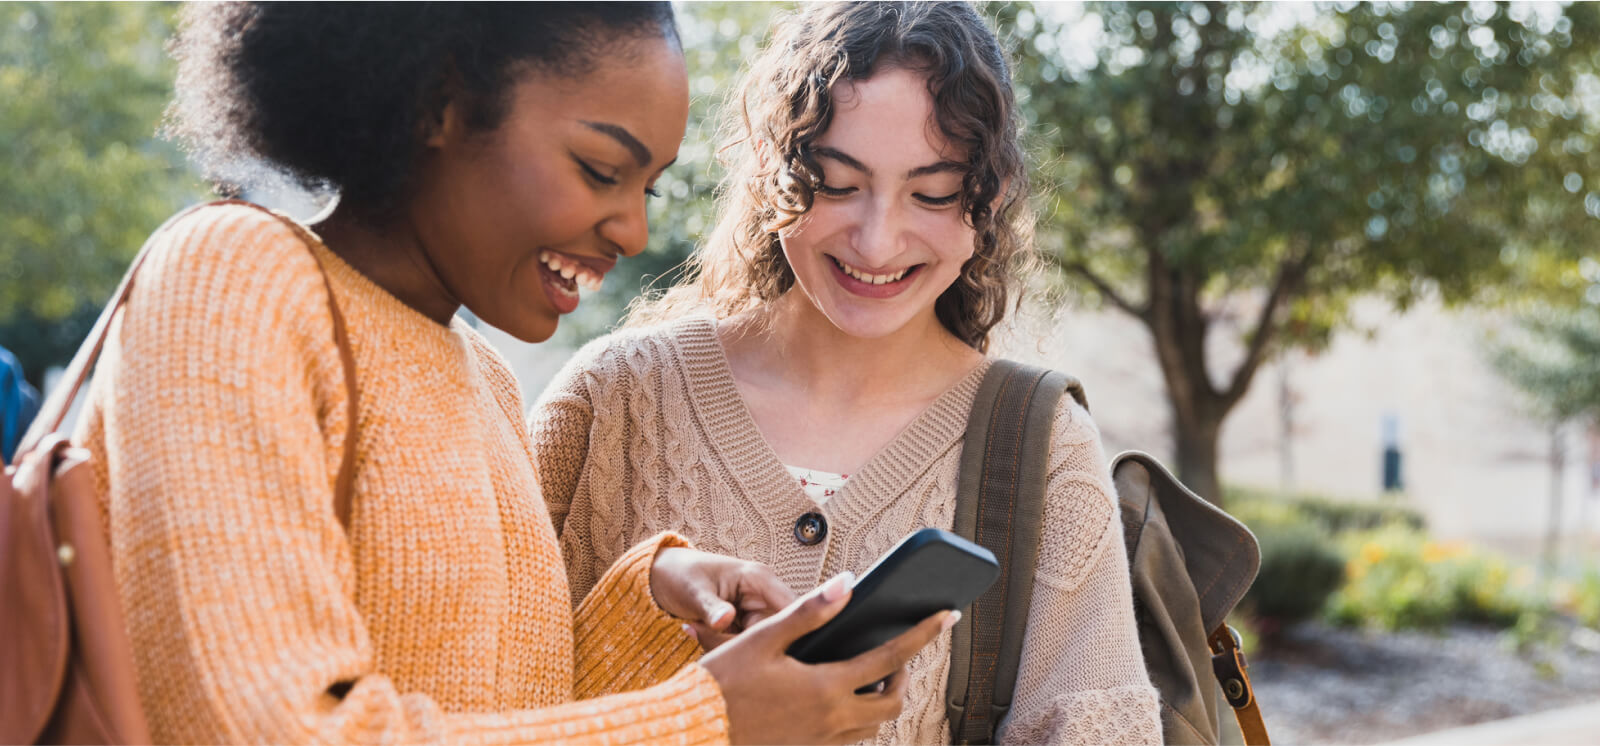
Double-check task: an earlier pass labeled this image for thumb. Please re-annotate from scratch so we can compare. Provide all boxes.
[747,571,855,648]
[691,583,737,631]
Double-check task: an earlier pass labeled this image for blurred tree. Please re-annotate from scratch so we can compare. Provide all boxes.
[1003,1,1600,503]
[1487,304,1600,570]
[0,2,202,386]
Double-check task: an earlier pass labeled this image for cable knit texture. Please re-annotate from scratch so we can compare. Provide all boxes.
[73,203,727,745]
[530,317,1161,745]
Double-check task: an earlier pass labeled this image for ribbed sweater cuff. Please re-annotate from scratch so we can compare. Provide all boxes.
[574,532,707,697]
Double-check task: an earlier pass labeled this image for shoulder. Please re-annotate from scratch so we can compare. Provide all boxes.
[547,315,711,397]
[153,201,322,283]
[136,201,332,331]
[1047,379,1108,468]
[1034,372,1123,582]
[458,323,526,411]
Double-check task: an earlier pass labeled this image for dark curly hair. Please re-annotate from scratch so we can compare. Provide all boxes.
[627,1,1031,352]
[166,2,678,215]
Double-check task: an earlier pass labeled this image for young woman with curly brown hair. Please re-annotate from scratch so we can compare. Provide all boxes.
[70,3,950,743]
[531,3,1162,743]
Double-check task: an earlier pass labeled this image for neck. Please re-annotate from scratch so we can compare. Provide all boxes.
[314,204,461,327]
[725,291,983,407]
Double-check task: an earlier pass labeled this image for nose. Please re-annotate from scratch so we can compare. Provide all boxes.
[851,193,904,265]
[598,193,650,258]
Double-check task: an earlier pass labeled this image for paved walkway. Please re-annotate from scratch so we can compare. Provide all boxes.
[1374,700,1600,746]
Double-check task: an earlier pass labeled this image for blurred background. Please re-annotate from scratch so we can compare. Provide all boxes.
[3,2,1598,742]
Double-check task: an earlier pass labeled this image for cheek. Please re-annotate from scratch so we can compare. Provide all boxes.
[491,163,595,246]
[918,211,979,266]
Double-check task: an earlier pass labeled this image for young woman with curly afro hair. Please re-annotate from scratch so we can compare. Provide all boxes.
[71,3,951,743]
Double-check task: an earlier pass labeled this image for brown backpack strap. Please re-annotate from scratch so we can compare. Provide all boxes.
[19,200,361,531]
[1211,623,1271,745]
[947,360,1083,744]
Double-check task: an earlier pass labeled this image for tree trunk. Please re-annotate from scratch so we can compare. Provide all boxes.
[1544,421,1566,576]
[1174,407,1224,505]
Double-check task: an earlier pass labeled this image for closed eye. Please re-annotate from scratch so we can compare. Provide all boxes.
[576,157,618,186]
[914,192,960,207]
[817,184,857,198]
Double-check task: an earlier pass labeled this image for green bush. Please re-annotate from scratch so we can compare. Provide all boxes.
[1553,567,1600,629]
[1229,498,1346,629]
[1324,524,1543,631]
[1225,486,1426,534]
[1293,496,1426,534]
[1244,521,1347,626]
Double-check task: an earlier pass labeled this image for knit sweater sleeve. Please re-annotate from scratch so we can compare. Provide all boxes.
[528,336,604,543]
[996,398,1162,746]
[572,532,710,699]
[87,205,725,746]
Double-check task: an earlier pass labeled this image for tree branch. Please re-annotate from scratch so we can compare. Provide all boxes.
[1222,252,1309,408]
[1045,252,1148,320]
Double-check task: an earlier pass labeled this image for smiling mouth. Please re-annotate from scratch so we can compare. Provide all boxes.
[539,251,604,295]
[828,256,922,285]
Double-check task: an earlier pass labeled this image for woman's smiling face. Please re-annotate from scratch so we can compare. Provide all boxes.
[777,65,977,341]
[410,35,689,343]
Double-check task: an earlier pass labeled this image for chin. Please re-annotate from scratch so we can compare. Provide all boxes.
[822,304,919,341]
[489,310,559,344]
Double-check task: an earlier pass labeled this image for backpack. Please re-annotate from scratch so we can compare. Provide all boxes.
[944,360,1269,745]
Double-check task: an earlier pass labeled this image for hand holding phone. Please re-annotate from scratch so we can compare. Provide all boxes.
[787,527,999,664]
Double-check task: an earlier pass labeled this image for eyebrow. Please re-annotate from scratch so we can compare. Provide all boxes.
[814,146,966,180]
[580,120,652,168]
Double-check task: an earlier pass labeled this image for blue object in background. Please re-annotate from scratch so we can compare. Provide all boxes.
[1381,412,1404,493]
[1,344,42,463]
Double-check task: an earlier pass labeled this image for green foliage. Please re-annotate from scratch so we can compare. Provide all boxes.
[1486,305,1600,424]
[1244,518,1346,626]
[996,1,1600,499]
[0,3,204,376]
[1325,524,1544,631]
[1229,496,1347,628]
[1565,568,1600,629]
[1012,1,1599,321]
[1227,485,1426,533]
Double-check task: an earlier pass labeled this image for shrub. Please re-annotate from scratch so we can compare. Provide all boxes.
[1224,486,1426,534]
[1229,498,1346,631]
[1325,524,1543,631]
[1293,496,1426,534]
[1244,521,1347,627]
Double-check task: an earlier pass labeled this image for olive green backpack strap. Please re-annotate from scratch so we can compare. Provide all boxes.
[946,360,1085,745]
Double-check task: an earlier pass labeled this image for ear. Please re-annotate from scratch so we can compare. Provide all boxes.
[424,96,467,149]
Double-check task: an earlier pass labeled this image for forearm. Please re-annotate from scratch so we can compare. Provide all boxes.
[574,532,706,699]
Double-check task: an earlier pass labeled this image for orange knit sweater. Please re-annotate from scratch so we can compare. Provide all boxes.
[73,203,728,744]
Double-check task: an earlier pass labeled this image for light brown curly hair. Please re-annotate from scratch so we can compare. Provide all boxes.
[626,1,1033,352]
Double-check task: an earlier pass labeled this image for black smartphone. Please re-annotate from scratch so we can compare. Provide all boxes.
[786,527,999,665]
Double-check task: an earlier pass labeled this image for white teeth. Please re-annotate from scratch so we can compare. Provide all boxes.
[834,257,909,285]
[540,251,606,296]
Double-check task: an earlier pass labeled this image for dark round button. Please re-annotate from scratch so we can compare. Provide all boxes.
[794,512,828,546]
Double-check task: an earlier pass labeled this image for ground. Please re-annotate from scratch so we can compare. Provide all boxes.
[1248,620,1600,744]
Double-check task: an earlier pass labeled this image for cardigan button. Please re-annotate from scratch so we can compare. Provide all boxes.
[794,512,828,546]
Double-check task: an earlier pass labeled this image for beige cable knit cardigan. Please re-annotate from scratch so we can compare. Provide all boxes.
[531,316,1161,745]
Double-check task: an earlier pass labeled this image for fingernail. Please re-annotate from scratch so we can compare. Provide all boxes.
[941,610,962,632]
[822,571,856,602]
[681,623,698,642]
[711,603,734,625]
